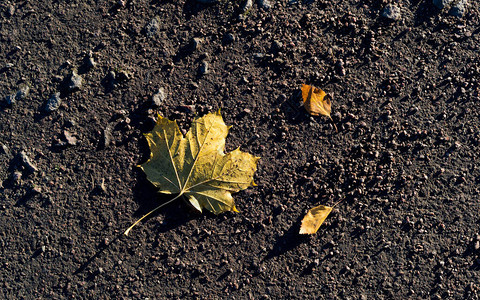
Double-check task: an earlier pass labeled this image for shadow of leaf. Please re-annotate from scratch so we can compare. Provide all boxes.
[264,215,310,260]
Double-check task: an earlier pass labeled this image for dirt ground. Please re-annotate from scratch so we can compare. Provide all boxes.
[1,0,480,298]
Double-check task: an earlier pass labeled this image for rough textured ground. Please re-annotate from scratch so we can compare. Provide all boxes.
[1,0,480,298]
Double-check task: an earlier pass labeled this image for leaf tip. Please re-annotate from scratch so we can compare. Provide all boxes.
[298,228,311,235]
[155,113,165,123]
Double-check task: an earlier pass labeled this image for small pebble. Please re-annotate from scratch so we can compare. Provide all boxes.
[68,71,82,91]
[63,130,78,146]
[449,0,467,17]
[152,87,166,107]
[96,178,107,194]
[105,71,116,90]
[191,37,203,51]
[223,33,235,44]
[83,51,96,69]
[6,5,15,17]
[145,17,160,38]
[4,94,16,106]
[30,185,42,194]
[199,61,209,75]
[433,0,452,9]
[271,40,283,54]
[241,0,253,14]
[85,56,96,68]
[116,70,132,82]
[64,118,77,127]
[12,170,22,182]
[19,150,38,173]
[4,85,29,106]
[44,92,62,112]
[381,4,401,21]
[409,106,419,114]
[178,105,196,114]
[336,59,346,76]
[1,143,11,157]
[101,126,113,149]
[16,85,30,100]
[258,0,272,9]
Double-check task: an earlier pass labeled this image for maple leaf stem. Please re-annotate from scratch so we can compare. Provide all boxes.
[332,198,345,208]
[124,193,184,236]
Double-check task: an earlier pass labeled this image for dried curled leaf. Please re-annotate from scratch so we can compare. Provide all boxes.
[299,205,333,234]
[301,84,337,131]
[139,111,259,214]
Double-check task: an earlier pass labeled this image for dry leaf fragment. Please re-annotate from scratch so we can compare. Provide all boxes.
[125,111,259,235]
[301,84,337,132]
[299,205,333,234]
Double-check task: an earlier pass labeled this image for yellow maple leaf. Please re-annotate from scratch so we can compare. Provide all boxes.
[301,84,337,132]
[299,205,333,234]
[125,111,259,235]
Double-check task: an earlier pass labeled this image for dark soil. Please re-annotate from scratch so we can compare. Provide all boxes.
[1,0,480,298]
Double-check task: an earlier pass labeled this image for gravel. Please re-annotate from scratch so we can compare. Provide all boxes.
[63,130,78,146]
[199,61,210,75]
[19,150,38,173]
[44,92,62,112]
[241,0,253,14]
[152,87,167,107]
[145,17,160,38]
[4,95,16,106]
[4,85,30,106]
[12,170,22,183]
[1,143,12,158]
[105,71,116,90]
[450,0,467,17]
[258,0,272,10]
[83,51,96,69]
[2,1,480,298]
[16,85,30,100]
[101,126,113,149]
[191,37,203,51]
[381,4,401,21]
[271,40,283,54]
[68,71,83,91]
[6,5,15,17]
[223,33,235,44]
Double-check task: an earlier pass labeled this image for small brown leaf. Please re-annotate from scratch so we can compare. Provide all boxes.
[299,205,333,234]
[301,84,337,132]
